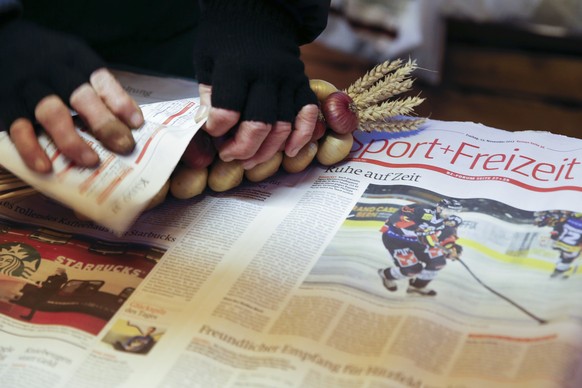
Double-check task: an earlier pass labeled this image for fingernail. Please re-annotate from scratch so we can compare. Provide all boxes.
[34,158,50,173]
[242,160,256,170]
[195,104,209,124]
[115,136,135,155]
[81,150,99,166]
[287,146,300,158]
[131,112,144,128]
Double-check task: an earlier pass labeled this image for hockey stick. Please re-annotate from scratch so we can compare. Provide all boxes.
[564,260,580,279]
[456,258,548,325]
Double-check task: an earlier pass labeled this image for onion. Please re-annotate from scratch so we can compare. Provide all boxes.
[245,152,283,182]
[283,142,318,173]
[208,159,244,192]
[322,91,359,135]
[311,107,327,142]
[316,131,354,166]
[181,130,217,169]
[170,165,208,199]
[309,79,338,102]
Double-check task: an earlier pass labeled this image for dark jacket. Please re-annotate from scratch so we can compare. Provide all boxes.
[0,0,329,77]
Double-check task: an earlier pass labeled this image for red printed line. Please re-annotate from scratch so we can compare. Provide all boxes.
[353,158,582,192]
[135,126,163,165]
[55,160,77,180]
[97,167,134,204]
[79,155,114,194]
[49,149,62,162]
[162,101,195,125]
[134,102,196,165]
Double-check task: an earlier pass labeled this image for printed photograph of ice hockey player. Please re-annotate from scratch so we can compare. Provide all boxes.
[0,219,166,334]
[102,320,165,355]
[304,184,582,325]
[377,198,463,296]
[533,210,582,279]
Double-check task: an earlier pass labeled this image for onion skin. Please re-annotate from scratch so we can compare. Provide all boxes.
[316,131,354,166]
[283,142,318,173]
[245,152,283,182]
[322,91,359,135]
[208,159,244,192]
[170,165,208,199]
[181,130,217,169]
[309,79,338,102]
[311,107,327,142]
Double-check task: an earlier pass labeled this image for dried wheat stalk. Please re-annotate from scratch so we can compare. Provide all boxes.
[359,96,425,123]
[345,58,403,98]
[344,58,426,134]
[354,78,414,109]
[353,61,417,108]
[359,117,427,133]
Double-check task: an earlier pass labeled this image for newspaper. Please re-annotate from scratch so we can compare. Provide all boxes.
[1,73,581,388]
[0,70,205,234]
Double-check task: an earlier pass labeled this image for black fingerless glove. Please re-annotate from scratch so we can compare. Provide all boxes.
[194,0,317,124]
[0,20,106,131]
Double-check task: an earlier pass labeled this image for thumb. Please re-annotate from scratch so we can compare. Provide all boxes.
[199,83,212,107]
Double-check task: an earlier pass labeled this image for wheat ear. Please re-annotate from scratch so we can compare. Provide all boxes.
[345,59,403,98]
[353,61,417,108]
[359,96,425,123]
[354,78,415,109]
[359,117,427,133]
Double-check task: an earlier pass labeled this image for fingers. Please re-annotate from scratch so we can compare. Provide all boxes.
[242,103,318,168]
[71,68,144,155]
[9,68,143,173]
[199,83,238,138]
[239,120,292,169]
[217,120,271,163]
[198,83,212,107]
[285,104,318,157]
[35,95,100,168]
[205,107,240,139]
[89,69,144,129]
[9,118,52,173]
[11,68,144,174]
[200,82,318,169]
[71,83,135,155]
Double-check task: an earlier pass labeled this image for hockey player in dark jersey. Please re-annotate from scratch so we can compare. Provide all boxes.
[534,210,582,278]
[377,199,463,296]
[440,215,463,261]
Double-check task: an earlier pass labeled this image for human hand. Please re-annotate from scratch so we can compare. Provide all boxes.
[0,20,144,173]
[445,244,463,260]
[194,1,319,170]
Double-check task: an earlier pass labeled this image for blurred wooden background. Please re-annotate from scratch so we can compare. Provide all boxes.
[301,19,582,139]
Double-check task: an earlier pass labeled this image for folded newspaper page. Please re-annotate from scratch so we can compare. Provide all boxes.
[0,95,205,234]
[0,72,580,387]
